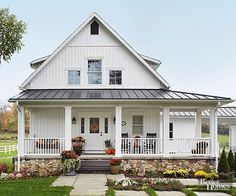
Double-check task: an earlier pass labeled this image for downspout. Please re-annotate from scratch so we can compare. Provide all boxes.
[16,101,21,172]
[215,101,221,172]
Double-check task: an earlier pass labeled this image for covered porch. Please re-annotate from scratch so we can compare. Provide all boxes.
[12,89,232,159]
[17,105,217,158]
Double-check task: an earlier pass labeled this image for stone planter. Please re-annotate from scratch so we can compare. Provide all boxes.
[111,165,120,174]
[63,170,76,176]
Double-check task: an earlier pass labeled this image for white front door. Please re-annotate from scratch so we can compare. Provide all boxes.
[85,116,104,152]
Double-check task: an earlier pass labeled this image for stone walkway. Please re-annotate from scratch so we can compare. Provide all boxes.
[195,192,230,196]
[52,173,125,196]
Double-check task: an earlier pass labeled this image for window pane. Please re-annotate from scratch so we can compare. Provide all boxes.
[91,21,99,35]
[68,70,80,85]
[109,70,122,85]
[81,118,84,134]
[88,60,101,71]
[105,118,108,134]
[90,118,99,133]
[116,77,122,85]
[133,116,143,134]
[133,126,143,134]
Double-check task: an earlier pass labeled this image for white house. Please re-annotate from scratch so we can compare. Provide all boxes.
[10,13,234,167]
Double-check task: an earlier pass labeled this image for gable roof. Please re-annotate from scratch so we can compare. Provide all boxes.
[20,12,169,89]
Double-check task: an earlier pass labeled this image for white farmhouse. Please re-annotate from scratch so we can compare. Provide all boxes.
[10,13,236,173]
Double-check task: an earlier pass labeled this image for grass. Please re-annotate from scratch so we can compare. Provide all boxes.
[0,152,16,173]
[146,187,157,196]
[0,177,72,196]
[0,140,17,146]
[182,188,197,196]
[202,133,229,149]
[106,187,116,196]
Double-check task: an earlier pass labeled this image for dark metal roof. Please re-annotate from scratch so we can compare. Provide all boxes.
[9,89,232,102]
[170,107,236,118]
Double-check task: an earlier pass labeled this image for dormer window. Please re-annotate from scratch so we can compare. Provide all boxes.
[91,21,99,35]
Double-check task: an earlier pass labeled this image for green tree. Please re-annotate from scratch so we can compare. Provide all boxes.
[228,149,235,172]
[235,153,236,172]
[218,148,230,173]
[0,8,27,63]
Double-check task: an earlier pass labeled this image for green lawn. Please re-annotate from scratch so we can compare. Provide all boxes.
[202,133,229,149]
[0,140,17,146]
[0,177,72,196]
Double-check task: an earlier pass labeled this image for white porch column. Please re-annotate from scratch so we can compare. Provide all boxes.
[65,107,72,150]
[229,124,236,151]
[162,107,170,156]
[210,108,218,157]
[115,106,122,157]
[17,106,25,156]
[195,109,202,138]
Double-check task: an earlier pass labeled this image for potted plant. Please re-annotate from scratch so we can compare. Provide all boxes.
[105,139,111,148]
[73,143,83,156]
[60,150,81,176]
[105,147,115,155]
[110,158,121,174]
[72,136,86,153]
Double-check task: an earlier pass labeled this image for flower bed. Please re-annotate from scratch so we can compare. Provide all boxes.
[106,178,185,191]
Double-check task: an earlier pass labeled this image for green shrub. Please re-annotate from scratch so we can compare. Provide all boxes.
[145,186,157,196]
[228,149,235,172]
[106,187,115,196]
[218,148,230,173]
[182,188,197,196]
[234,152,236,172]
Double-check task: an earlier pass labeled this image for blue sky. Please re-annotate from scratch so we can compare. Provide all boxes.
[0,0,235,104]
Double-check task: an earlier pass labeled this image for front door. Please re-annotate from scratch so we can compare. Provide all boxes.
[86,117,104,152]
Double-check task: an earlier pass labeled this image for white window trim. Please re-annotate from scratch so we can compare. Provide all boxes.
[66,68,81,86]
[106,67,124,86]
[85,58,103,85]
[130,112,145,137]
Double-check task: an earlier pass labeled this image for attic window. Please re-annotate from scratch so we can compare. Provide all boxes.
[91,21,99,35]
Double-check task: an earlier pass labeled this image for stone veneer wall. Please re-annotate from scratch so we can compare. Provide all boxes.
[14,159,62,177]
[121,159,215,176]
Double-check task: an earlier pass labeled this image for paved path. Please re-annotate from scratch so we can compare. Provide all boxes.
[156,191,185,196]
[195,192,230,196]
[116,190,147,196]
[52,173,125,196]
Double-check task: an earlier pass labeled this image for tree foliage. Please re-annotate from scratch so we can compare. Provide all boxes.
[218,148,230,173]
[228,149,235,172]
[0,103,29,133]
[0,8,27,63]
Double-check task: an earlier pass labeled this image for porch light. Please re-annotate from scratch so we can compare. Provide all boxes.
[113,117,116,124]
[72,117,76,124]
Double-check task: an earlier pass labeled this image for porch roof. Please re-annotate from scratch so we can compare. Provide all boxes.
[170,107,236,118]
[9,89,232,102]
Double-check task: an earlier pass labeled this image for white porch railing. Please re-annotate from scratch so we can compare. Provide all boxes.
[121,138,162,155]
[24,138,65,155]
[168,138,211,156]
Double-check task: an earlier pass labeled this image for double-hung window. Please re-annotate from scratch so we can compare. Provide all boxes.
[109,70,122,85]
[169,123,173,139]
[68,70,80,85]
[88,60,102,84]
[132,115,143,135]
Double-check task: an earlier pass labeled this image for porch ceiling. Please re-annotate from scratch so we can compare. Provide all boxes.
[9,89,232,102]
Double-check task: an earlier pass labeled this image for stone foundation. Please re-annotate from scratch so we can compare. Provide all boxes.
[14,159,62,177]
[121,159,215,176]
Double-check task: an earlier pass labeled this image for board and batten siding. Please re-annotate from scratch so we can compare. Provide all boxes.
[27,20,162,89]
[30,108,65,138]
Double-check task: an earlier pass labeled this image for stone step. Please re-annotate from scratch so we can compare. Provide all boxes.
[78,159,111,173]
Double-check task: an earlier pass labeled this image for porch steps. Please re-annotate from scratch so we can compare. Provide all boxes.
[78,159,111,174]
